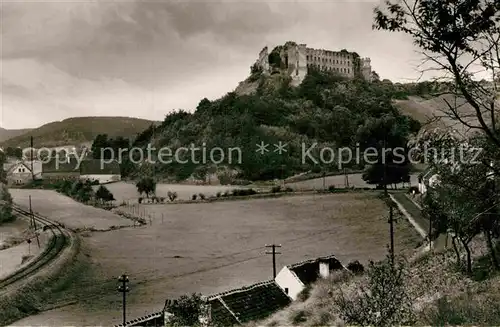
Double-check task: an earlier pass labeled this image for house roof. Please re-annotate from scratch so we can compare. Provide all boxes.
[42,157,81,173]
[206,280,291,325]
[287,254,345,285]
[80,159,120,175]
[4,160,42,176]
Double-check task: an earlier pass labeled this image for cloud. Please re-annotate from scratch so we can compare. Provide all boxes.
[0,0,424,129]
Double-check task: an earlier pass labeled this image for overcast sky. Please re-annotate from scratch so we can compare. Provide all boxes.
[0,0,425,130]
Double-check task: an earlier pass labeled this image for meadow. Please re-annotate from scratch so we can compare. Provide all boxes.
[9,189,133,231]
[11,192,421,326]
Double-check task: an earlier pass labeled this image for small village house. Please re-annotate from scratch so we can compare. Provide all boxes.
[3,160,42,186]
[275,254,345,300]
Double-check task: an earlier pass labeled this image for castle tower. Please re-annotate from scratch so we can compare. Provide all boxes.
[361,58,372,81]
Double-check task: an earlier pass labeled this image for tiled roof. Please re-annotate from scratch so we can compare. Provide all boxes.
[42,157,80,173]
[80,159,120,175]
[207,280,291,325]
[113,311,163,327]
[287,254,344,285]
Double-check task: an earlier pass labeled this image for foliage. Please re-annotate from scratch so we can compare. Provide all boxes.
[166,293,205,327]
[335,254,415,326]
[374,0,500,149]
[167,191,178,202]
[0,183,14,224]
[95,185,115,203]
[136,177,156,198]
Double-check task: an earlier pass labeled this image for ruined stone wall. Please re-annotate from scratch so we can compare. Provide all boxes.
[256,46,270,73]
[361,58,372,81]
[306,48,356,78]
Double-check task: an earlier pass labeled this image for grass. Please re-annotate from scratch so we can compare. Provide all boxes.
[14,191,421,325]
[10,189,133,231]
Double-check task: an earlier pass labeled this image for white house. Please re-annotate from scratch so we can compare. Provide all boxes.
[275,254,345,300]
[3,160,42,186]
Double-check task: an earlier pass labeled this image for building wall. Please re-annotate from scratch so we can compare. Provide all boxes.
[6,172,33,186]
[275,266,304,301]
[42,172,80,181]
[80,174,121,184]
[306,48,356,78]
[361,58,372,81]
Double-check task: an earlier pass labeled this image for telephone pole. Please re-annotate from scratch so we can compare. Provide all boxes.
[265,244,281,279]
[30,136,34,181]
[389,205,395,266]
[29,195,40,248]
[118,274,130,325]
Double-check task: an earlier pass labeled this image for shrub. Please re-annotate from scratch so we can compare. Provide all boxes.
[284,187,293,192]
[289,309,309,324]
[138,197,143,204]
[198,193,206,200]
[167,191,178,202]
[232,188,257,196]
[271,186,282,193]
[334,255,415,326]
[159,197,165,203]
[216,192,221,198]
[192,194,197,201]
[297,285,312,302]
[328,185,336,192]
[346,260,365,275]
[165,293,205,326]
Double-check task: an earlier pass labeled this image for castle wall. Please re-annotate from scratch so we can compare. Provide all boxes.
[253,43,371,84]
[305,48,356,78]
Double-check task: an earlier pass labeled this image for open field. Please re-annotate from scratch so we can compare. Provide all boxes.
[97,181,240,202]
[286,173,420,190]
[12,192,421,326]
[9,189,132,231]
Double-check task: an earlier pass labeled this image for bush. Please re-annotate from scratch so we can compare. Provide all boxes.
[192,194,197,201]
[285,187,293,192]
[198,193,206,200]
[328,185,336,192]
[167,191,178,202]
[165,293,205,326]
[138,197,143,204]
[297,285,312,302]
[408,186,419,194]
[346,260,365,275]
[271,186,282,193]
[231,188,257,196]
[335,255,415,326]
[216,192,221,198]
[159,197,165,203]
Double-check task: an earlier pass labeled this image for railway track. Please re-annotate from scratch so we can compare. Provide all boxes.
[0,204,69,290]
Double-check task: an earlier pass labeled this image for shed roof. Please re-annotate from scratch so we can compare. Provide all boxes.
[287,254,344,285]
[207,280,291,325]
[80,159,120,175]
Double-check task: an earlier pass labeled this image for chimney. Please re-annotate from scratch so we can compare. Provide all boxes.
[319,259,329,278]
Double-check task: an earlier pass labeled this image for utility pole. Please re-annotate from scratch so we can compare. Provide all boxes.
[389,205,395,266]
[344,168,349,188]
[265,244,281,279]
[30,136,34,181]
[383,139,388,197]
[118,274,130,325]
[29,195,40,248]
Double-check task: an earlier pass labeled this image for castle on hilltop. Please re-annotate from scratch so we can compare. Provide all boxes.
[254,42,372,86]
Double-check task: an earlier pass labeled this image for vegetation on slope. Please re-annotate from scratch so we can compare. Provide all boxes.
[92,66,430,183]
[0,127,33,143]
[0,117,157,148]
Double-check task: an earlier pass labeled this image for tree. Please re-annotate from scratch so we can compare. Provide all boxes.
[136,177,156,198]
[0,183,14,224]
[95,185,115,203]
[374,0,500,152]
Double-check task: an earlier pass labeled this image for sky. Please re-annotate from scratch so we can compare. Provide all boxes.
[0,0,426,130]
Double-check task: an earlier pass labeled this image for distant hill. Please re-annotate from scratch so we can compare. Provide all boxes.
[0,127,33,143]
[0,117,159,148]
